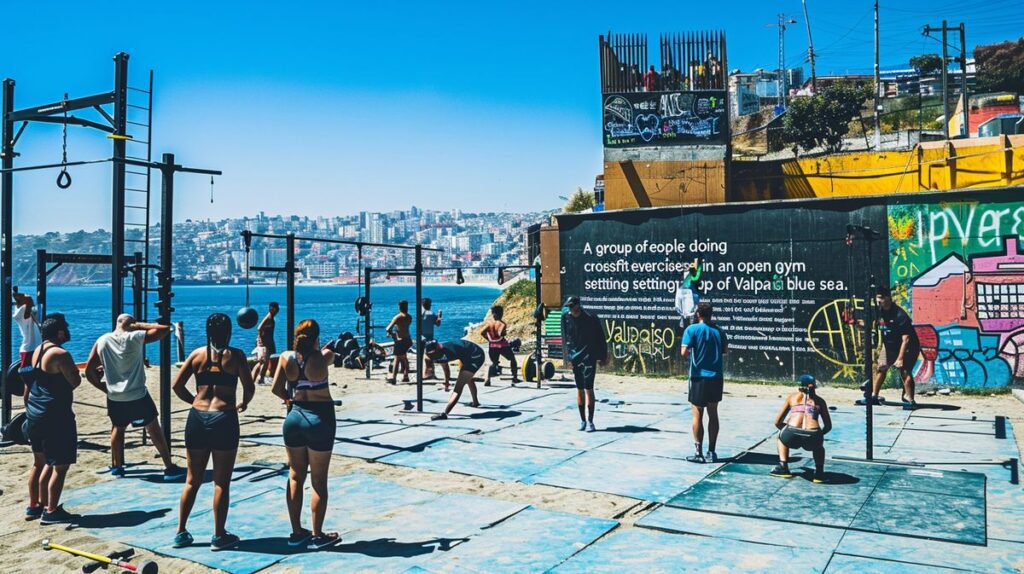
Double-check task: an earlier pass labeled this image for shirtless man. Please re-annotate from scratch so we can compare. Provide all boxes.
[385,300,412,384]
[252,302,279,385]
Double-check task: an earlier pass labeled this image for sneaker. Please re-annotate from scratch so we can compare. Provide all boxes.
[431,413,448,421]
[308,532,341,550]
[685,453,706,464]
[163,464,186,481]
[173,531,194,548]
[40,505,77,525]
[587,422,597,432]
[769,464,793,478]
[385,378,397,385]
[110,465,126,477]
[578,421,587,431]
[24,505,43,521]
[812,471,826,484]
[287,529,312,548]
[211,532,241,551]
[902,400,917,411]
[707,451,719,463]
[512,379,521,385]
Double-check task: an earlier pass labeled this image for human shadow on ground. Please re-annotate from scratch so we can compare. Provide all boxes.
[602,425,659,434]
[70,508,171,530]
[796,470,861,485]
[227,536,469,558]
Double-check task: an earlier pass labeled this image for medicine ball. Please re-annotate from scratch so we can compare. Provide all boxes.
[237,306,259,329]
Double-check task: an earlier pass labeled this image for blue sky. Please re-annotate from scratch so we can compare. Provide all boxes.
[3,0,1022,234]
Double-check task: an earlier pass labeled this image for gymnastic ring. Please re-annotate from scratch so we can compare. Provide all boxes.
[56,169,72,189]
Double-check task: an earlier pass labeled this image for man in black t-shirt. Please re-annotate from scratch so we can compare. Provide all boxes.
[561,296,610,432]
[859,286,920,410]
[424,339,484,420]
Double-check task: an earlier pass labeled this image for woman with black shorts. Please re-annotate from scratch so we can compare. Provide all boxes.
[272,319,341,550]
[172,313,255,550]
[770,375,832,483]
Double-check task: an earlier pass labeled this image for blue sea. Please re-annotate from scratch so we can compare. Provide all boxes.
[15,284,501,363]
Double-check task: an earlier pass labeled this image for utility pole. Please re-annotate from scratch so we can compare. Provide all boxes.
[802,0,817,93]
[959,23,969,137]
[873,0,881,149]
[924,21,968,139]
[941,20,950,138]
[769,14,798,109]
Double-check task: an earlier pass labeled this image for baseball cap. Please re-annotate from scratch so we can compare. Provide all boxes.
[563,296,581,308]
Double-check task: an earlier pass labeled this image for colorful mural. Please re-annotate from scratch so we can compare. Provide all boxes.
[889,201,1024,388]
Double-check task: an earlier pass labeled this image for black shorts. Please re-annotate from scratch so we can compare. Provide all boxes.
[572,361,597,390]
[107,394,158,429]
[26,414,77,466]
[185,408,240,451]
[878,343,920,373]
[394,338,413,356]
[688,376,723,407]
[779,425,824,451]
[488,346,516,365]
[283,402,337,452]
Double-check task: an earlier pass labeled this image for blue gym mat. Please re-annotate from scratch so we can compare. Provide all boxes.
[275,492,527,574]
[523,449,721,502]
[835,529,1024,573]
[636,506,845,550]
[824,554,961,573]
[474,416,623,451]
[428,507,618,573]
[415,407,543,433]
[549,528,832,574]
[378,437,581,482]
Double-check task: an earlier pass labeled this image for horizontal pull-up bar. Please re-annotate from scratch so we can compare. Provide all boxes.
[6,91,115,123]
[0,156,223,176]
[241,230,443,253]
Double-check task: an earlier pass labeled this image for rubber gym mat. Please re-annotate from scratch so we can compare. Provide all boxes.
[549,528,832,574]
[473,415,624,451]
[275,492,527,574]
[522,449,722,502]
[415,407,543,433]
[824,554,962,573]
[377,437,581,482]
[427,507,618,573]
[363,424,478,450]
[836,529,1024,573]
[849,485,987,545]
[635,506,845,550]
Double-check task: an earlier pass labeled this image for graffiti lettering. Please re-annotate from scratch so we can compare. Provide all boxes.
[605,320,676,351]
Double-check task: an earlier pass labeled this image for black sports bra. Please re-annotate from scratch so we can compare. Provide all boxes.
[290,352,329,393]
[196,349,239,388]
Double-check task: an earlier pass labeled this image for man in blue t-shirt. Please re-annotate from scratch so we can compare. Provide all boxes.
[681,302,728,464]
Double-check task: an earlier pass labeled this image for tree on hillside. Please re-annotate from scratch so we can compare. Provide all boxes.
[974,37,1024,94]
[563,187,596,213]
[909,53,942,75]
[782,83,869,155]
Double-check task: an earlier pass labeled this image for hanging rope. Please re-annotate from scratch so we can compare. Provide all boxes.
[56,93,72,189]
[209,175,215,204]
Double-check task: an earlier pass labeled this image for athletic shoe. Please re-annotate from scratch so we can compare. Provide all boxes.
[211,532,241,551]
[686,453,706,464]
[812,471,826,484]
[287,529,312,548]
[110,465,126,477]
[40,506,77,525]
[172,531,194,548]
[903,400,917,411]
[578,421,587,431]
[707,451,719,463]
[24,505,43,521]
[308,532,341,550]
[163,464,186,481]
[385,378,397,385]
[587,422,596,432]
[769,464,793,478]
[512,378,521,385]
[431,413,448,421]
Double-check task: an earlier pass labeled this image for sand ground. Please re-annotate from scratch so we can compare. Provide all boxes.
[1,360,1021,574]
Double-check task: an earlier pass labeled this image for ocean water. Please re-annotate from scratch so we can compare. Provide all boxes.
[14,284,501,363]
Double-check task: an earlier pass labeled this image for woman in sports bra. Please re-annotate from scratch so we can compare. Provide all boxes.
[770,374,832,483]
[171,313,255,551]
[481,305,519,386]
[271,319,340,550]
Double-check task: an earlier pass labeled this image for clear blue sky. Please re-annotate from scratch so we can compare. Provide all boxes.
[4,0,1022,234]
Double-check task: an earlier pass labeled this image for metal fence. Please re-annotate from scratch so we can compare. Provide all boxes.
[599,31,727,93]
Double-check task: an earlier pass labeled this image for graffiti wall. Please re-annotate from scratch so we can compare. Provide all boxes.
[602,90,728,147]
[557,189,1024,387]
[889,201,1024,387]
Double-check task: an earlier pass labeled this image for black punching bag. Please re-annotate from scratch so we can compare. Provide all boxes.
[237,306,259,329]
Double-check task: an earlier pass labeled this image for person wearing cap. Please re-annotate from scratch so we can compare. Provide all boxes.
[858,285,921,410]
[423,339,484,420]
[770,374,832,483]
[85,314,184,480]
[561,296,609,432]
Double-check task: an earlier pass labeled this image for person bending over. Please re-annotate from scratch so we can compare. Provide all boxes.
[171,313,255,550]
[482,305,519,386]
[85,314,183,480]
[272,319,341,549]
[23,314,81,525]
[385,300,413,384]
[424,339,483,420]
[770,374,832,483]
